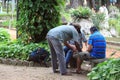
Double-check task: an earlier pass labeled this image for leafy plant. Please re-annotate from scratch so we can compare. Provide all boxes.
[17,0,65,43]
[0,40,49,60]
[109,18,120,35]
[2,20,16,28]
[90,13,105,30]
[61,11,72,22]
[87,58,120,80]
[0,28,11,42]
[70,6,92,22]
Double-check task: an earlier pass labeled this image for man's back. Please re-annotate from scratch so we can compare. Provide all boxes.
[47,25,79,42]
[88,31,106,58]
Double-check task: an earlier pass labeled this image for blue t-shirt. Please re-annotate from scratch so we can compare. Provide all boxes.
[88,31,106,58]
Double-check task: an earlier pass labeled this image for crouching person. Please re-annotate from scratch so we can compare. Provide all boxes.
[74,26,106,72]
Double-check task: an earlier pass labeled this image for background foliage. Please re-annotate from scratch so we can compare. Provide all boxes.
[0,28,10,42]
[0,40,49,60]
[90,13,105,30]
[87,58,120,80]
[17,0,65,43]
[70,6,92,22]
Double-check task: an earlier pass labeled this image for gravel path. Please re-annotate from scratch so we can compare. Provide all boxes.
[0,64,88,80]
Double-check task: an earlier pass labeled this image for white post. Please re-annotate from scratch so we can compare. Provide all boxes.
[9,0,15,29]
[0,6,2,13]
[12,0,15,20]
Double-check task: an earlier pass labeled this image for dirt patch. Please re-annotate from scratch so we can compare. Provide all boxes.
[0,64,88,80]
[7,29,16,40]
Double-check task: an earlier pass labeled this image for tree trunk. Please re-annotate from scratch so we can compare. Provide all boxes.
[116,0,120,8]
[2,0,7,8]
[70,0,83,8]
[91,0,95,8]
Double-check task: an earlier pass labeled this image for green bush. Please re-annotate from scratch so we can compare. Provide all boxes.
[0,40,49,60]
[87,58,120,80]
[2,20,16,28]
[90,13,105,29]
[109,18,120,35]
[109,5,119,18]
[0,28,11,42]
[17,0,65,43]
[62,11,72,22]
[70,6,92,22]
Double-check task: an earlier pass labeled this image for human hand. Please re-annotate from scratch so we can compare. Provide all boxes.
[70,45,77,52]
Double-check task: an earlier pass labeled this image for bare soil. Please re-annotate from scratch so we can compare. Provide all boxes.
[0,64,88,80]
[0,29,118,80]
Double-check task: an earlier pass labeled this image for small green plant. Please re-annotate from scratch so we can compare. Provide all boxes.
[0,28,11,42]
[87,58,120,80]
[0,40,49,60]
[2,20,16,28]
[61,11,72,22]
[109,18,120,35]
[90,13,105,29]
[70,6,92,22]
[108,19,118,27]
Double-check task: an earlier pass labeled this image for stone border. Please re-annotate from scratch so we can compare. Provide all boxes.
[0,57,51,67]
[0,41,119,67]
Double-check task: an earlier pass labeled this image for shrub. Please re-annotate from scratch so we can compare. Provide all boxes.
[0,28,11,42]
[61,11,72,22]
[70,6,92,22]
[87,58,120,80]
[2,20,16,28]
[0,40,49,60]
[109,18,120,35]
[90,13,105,29]
[17,0,65,43]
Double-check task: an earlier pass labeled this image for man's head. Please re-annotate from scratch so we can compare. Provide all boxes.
[90,26,98,34]
[71,23,81,33]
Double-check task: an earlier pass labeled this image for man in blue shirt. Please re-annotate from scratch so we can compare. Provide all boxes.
[74,26,106,73]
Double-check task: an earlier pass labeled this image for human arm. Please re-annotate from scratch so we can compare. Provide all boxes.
[84,41,88,49]
[87,44,92,52]
[64,41,77,52]
[74,41,81,52]
[81,32,88,49]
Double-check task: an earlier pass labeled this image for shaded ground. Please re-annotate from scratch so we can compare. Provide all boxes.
[0,29,118,80]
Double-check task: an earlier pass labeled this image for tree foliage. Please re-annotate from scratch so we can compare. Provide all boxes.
[17,0,65,43]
